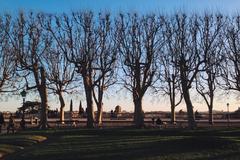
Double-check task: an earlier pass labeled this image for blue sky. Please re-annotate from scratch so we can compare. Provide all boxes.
[0,0,240,15]
[1,0,240,112]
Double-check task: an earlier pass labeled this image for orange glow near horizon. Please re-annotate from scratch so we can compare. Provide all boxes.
[0,91,239,113]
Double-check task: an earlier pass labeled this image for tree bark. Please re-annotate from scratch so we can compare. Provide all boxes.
[170,105,176,124]
[208,92,214,125]
[58,92,65,124]
[38,67,49,129]
[179,57,196,129]
[182,89,196,129]
[170,93,176,124]
[208,106,213,125]
[133,97,144,128]
[96,103,103,125]
[83,76,95,128]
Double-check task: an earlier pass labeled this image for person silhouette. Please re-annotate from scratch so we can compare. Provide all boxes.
[0,112,5,133]
[20,116,26,130]
[152,117,155,125]
[156,117,163,127]
[7,114,15,134]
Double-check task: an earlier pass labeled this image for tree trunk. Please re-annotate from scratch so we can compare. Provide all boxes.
[183,89,196,129]
[39,92,48,129]
[58,92,65,124]
[38,67,48,129]
[208,106,213,125]
[208,92,214,125]
[96,103,103,125]
[180,61,196,129]
[83,76,95,128]
[170,94,176,124]
[170,105,176,124]
[133,97,144,128]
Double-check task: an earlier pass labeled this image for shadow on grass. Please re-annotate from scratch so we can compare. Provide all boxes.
[3,128,240,160]
[6,133,240,160]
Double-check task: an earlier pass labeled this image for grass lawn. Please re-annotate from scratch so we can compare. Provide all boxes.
[0,134,46,159]
[1,128,240,160]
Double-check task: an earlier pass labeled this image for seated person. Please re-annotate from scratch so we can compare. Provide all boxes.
[156,117,163,126]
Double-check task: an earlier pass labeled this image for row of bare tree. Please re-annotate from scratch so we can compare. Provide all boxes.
[1,12,240,129]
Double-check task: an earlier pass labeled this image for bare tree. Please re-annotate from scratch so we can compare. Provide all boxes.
[48,12,117,128]
[159,57,182,124]
[9,12,51,129]
[44,46,76,123]
[92,13,117,125]
[54,12,95,128]
[164,14,207,129]
[0,15,17,93]
[195,14,224,125]
[221,15,240,94]
[160,16,183,124]
[116,13,160,128]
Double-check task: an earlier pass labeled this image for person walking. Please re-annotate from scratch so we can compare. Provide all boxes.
[7,114,15,134]
[152,117,155,127]
[0,112,5,133]
[20,116,26,130]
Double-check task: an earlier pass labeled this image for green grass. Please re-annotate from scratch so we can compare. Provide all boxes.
[0,134,46,158]
[1,128,240,160]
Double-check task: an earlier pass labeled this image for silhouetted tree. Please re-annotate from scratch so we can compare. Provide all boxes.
[9,12,50,129]
[221,15,240,93]
[54,12,95,128]
[70,99,73,112]
[78,100,84,116]
[0,15,17,93]
[48,12,117,127]
[92,13,117,125]
[164,14,206,129]
[116,13,160,127]
[195,14,225,125]
[44,44,76,123]
[160,16,183,124]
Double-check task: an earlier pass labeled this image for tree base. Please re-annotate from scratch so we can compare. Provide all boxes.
[134,123,146,129]
[38,123,50,130]
[209,122,214,125]
[86,123,95,128]
[188,123,197,130]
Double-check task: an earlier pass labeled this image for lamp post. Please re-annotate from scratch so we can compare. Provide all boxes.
[227,103,230,127]
[20,89,27,118]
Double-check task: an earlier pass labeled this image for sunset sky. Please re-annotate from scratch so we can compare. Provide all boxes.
[0,0,240,113]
